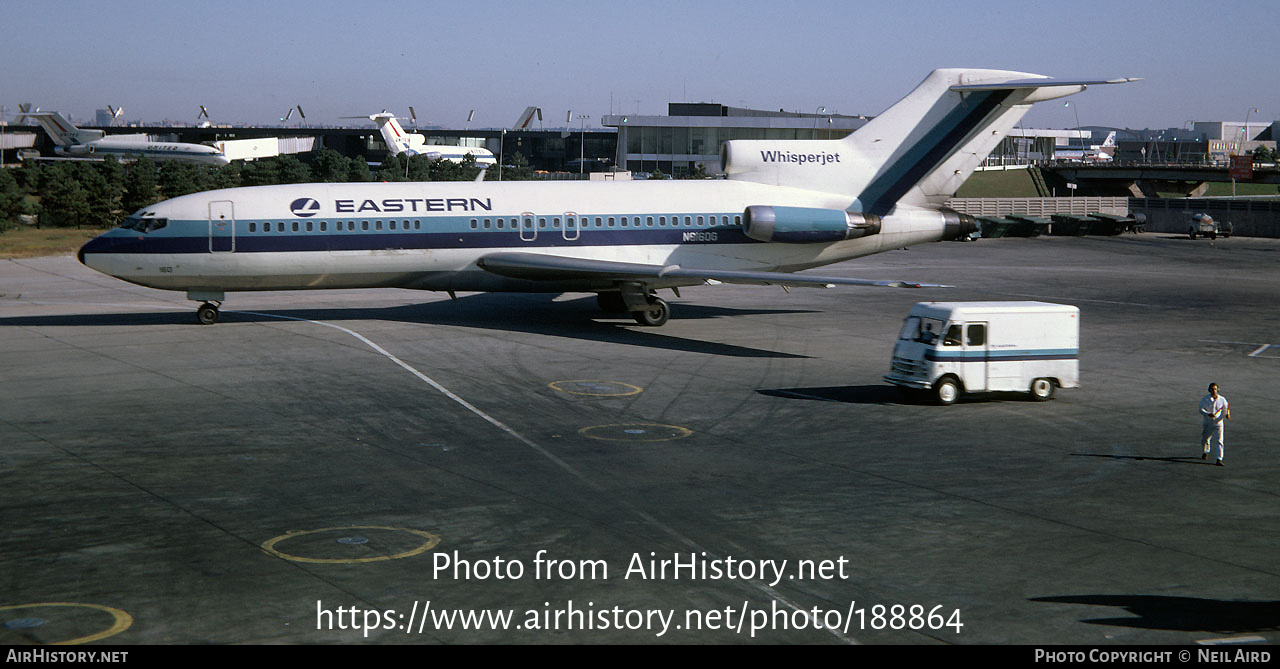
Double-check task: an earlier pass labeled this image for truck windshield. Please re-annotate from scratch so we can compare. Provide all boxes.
[899,316,945,344]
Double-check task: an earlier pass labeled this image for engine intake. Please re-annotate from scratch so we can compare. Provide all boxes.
[743,205,881,243]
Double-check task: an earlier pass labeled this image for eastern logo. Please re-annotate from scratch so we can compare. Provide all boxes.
[289,198,321,217]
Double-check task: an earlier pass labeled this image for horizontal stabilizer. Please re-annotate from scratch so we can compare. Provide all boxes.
[950,77,1141,91]
[476,252,950,289]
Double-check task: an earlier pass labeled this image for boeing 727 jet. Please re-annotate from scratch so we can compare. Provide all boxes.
[25,111,231,166]
[79,69,1137,325]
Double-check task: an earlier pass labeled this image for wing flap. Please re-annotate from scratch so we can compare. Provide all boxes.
[476,252,949,289]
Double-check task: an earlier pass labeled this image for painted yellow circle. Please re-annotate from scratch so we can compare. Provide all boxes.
[261,526,441,564]
[0,602,133,645]
[578,423,693,442]
[549,380,643,397]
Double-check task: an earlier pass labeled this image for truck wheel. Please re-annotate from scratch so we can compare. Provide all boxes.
[1030,378,1055,401]
[934,377,960,405]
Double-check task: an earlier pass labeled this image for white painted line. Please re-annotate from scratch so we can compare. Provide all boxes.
[1248,344,1271,358]
[237,309,861,645]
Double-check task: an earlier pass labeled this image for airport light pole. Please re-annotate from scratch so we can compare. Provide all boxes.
[499,129,505,181]
[1064,101,1083,161]
[1242,107,1259,152]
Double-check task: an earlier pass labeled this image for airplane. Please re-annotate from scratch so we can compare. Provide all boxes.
[24,110,231,166]
[356,111,497,167]
[1058,130,1117,162]
[78,69,1138,326]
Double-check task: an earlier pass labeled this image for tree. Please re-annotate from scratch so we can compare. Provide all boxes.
[37,168,91,228]
[374,154,409,182]
[648,168,670,180]
[493,151,535,181]
[685,162,711,179]
[0,168,31,230]
[310,148,351,182]
[345,156,372,182]
[122,156,159,213]
[272,155,313,184]
[158,161,208,199]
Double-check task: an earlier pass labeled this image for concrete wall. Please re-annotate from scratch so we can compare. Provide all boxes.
[1130,198,1280,238]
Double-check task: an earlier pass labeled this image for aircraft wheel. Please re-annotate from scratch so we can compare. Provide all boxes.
[1030,378,1055,401]
[632,296,669,327]
[934,376,960,405]
[196,303,220,325]
[596,292,627,313]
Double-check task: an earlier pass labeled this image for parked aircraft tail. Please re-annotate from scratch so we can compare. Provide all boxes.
[25,111,105,146]
[722,69,1139,214]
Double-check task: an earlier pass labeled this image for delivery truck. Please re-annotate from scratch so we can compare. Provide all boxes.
[884,302,1079,405]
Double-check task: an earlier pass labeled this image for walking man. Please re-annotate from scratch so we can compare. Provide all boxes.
[1199,382,1230,466]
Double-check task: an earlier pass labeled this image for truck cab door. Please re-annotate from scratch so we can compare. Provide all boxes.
[965,322,988,391]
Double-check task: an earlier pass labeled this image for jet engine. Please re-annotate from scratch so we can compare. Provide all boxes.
[742,205,881,243]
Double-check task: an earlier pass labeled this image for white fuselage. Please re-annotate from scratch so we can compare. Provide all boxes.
[79,180,950,295]
[56,138,231,166]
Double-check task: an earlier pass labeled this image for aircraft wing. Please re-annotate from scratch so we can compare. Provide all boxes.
[476,252,949,289]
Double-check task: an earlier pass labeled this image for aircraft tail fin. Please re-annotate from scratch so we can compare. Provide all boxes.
[513,106,541,130]
[26,111,105,146]
[722,69,1137,214]
[845,70,1137,213]
[366,112,426,156]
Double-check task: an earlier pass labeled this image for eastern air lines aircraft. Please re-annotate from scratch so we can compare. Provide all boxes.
[79,69,1137,326]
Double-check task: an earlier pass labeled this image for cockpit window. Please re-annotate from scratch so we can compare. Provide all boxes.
[121,217,168,233]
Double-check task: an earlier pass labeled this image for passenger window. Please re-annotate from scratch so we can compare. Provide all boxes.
[306,221,313,232]
[277,222,285,232]
[390,220,397,230]
[292,222,299,232]
[362,221,369,231]
[966,324,986,347]
[249,222,256,233]
[320,222,327,232]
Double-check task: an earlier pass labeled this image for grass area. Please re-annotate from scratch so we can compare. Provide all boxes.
[0,227,107,259]
[1202,182,1280,197]
[954,169,1040,198]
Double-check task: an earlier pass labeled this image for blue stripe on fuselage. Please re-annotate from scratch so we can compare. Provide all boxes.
[82,216,754,254]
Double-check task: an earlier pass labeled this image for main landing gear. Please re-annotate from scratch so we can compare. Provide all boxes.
[596,288,671,327]
[632,295,669,327]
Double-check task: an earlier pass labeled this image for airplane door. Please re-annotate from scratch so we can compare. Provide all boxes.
[519,212,537,242]
[208,200,235,253]
[563,211,579,241]
[965,322,988,391]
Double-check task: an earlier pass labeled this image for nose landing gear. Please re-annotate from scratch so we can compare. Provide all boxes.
[196,302,221,325]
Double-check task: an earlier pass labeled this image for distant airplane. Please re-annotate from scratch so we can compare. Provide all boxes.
[1058,130,1117,162]
[24,111,230,165]
[79,69,1138,326]
[355,111,497,167]
[512,106,541,130]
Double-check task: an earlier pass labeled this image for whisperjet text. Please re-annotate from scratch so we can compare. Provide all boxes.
[759,150,842,166]
[333,197,494,213]
[433,550,850,588]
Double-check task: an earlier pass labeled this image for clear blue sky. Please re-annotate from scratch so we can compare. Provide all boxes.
[4,0,1276,131]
